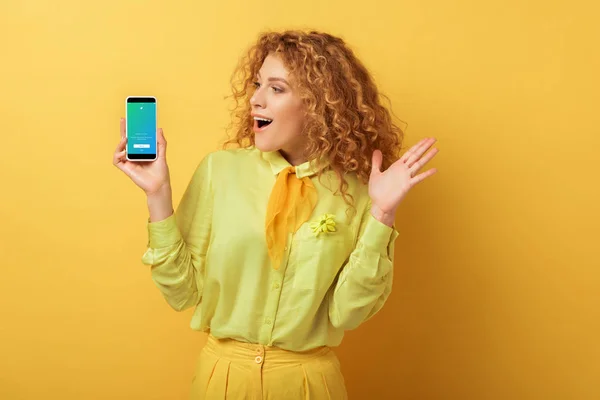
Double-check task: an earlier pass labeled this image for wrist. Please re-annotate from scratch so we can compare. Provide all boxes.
[146,183,172,199]
[147,185,174,222]
[370,204,396,227]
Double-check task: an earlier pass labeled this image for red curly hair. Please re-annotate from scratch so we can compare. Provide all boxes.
[224,30,404,208]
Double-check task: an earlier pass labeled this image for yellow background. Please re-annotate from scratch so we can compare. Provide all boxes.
[1,0,598,399]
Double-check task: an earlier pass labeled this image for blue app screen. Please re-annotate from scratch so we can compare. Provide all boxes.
[127,101,156,155]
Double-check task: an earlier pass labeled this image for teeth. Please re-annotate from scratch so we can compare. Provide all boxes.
[253,117,273,122]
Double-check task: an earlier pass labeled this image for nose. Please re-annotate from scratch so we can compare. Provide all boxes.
[250,86,266,109]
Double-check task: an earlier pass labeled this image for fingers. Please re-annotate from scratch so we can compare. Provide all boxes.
[401,138,436,166]
[157,128,167,159]
[408,145,439,184]
[113,147,127,168]
[120,117,126,139]
[410,147,439,172]
[402,138,431,164]
[113,118,127,168]
[412,168,438,185]
[399,141,420,163]
[114,135,127,153]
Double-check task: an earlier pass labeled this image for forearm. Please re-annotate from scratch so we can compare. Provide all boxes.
[328,256,394,330]
[142,154,213,312]
[146,241,202,312]
[328,214,399,330]
[142,213,204,312]
[144,186,198,312]
[147,185,174,222]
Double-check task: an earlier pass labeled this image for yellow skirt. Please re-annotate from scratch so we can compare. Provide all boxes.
[190,334,348,399]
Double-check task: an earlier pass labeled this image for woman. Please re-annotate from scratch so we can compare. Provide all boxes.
[113,30,438,399]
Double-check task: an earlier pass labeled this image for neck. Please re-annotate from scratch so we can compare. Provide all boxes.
[279,149,307,166]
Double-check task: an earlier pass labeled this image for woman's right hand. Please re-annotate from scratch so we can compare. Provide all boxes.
[113,118,171,196]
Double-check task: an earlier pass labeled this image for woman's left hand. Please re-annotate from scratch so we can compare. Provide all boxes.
[369,137,439,226]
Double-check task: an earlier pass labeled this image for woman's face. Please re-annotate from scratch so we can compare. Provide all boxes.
[250,53,307,165]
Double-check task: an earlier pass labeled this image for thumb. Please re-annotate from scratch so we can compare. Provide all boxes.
[371,149,383,176]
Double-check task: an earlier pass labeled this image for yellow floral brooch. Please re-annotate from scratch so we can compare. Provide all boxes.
[309,213,337,237]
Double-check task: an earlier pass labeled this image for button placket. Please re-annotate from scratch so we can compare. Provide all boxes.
[259,245,289,345]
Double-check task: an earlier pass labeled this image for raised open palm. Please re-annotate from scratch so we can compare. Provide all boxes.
[369,137,439,213]
[113,118,171,195]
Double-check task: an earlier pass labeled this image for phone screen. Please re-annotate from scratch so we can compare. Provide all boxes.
[126,97,157,160]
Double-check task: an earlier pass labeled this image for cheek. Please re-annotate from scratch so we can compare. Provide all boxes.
[278,116,304,140]
[281,104,305,129]
[269,97,305,136]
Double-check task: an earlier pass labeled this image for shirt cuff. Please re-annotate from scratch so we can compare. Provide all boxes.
[147,213,182,249]
[359,214,400,256]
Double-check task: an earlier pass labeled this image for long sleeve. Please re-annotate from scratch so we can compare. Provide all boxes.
[141,154,213,312]
[328,203,399,330]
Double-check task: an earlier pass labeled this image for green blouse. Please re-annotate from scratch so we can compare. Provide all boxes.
[142,147,399,351]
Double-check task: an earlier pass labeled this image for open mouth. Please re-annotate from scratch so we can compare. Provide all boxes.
[254,117,273,129]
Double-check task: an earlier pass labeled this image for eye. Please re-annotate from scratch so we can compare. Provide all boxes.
[253,81,260,89]
[272,86,283,93]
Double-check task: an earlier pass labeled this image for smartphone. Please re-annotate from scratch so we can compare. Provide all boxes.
[125,96,157,161]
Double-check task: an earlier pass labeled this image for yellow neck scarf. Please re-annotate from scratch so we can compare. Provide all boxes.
[265,166,317,270]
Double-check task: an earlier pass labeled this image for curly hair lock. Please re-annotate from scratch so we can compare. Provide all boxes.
[224,30,404,209]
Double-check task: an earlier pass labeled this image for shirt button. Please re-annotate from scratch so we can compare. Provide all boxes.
[273,283,280,289]
[284,246,288,251]
[255,356,263,364]
[265,318,272,325]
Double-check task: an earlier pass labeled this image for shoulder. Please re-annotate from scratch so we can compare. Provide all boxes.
[202,146,259,164]
[315,169,372,223]
[321,169,371,203]
[346,174,372,219]
[194,146,261,179]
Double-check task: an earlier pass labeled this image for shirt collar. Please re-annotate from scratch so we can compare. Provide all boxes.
[259,148,328,179]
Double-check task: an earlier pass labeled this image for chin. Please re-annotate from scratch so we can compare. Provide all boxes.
[254,136,281,153]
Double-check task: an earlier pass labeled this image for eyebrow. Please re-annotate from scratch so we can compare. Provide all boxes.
[257,74,290,85]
